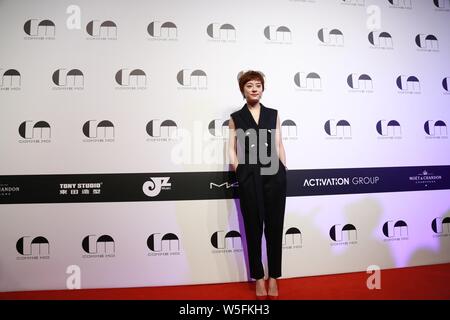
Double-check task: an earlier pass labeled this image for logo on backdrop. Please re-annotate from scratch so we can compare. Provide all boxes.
[347,73,374,92]
[415,34,439,51]
[329,224,358,245]
[294,72,322,91]
[207,23,236,42]
[59,182,102,196]
[433,0,450,11]
[0,69,21,90]
[177,69,207,89]
[208,119,229,139]
[382,220,409,241]
[210,180,238,189]
[409,170,443,187]
[82,120,115,142]
[0,183,20,197]
[283,227,302,249]
[147,21,178,40]
[264,25,292,44]
[146,119,178,141]
[388,0,412,9]
[424,120,448,139]
[431,216,450,238]
[115,68,147,89]
[147,233,181,256]
[376,120,402,139]
[23,19,55,39]
[16,236,50,260]
[368,31,394,49]
[396,75,420,94]
[211,230,243,253]
[86,20,117,39]
[52,69,84,90]
[282,119,299,140]
[324,119,352,139]
[18,121,51,143]
[341,0,365,7]
[143,178,172,197]
[82,235,115,258]
[443,77,450,94]
[303,176,379,187]
[318,28,344,46]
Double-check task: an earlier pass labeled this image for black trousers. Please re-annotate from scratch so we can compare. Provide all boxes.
[236,161,287,279]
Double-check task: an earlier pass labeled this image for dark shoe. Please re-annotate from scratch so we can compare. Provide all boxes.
[256,294,268,300]
[267,294,279,300]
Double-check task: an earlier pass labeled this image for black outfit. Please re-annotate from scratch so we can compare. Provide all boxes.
[231,104,287,279]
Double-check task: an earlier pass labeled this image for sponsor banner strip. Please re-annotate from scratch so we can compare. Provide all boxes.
[0,165,449,204]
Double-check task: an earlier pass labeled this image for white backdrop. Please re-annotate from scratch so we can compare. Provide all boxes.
[0,0,449,292]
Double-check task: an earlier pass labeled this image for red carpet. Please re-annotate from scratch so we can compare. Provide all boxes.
[1,263,449,300]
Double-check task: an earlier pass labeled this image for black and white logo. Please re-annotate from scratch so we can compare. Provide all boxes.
[59,182,102,196]
[146,119,178,141]
[24,19,55,39]
[283,227,302,249]
[376,120,402,139]
[433,0,450,10]
[415,34,439,51]
[147,233,180,256]
[324,119,352,139]
[147,21,177,40]
[382,220,409,241]
[177,69,207,89]
[115,68,147,89]
[347,73,373,92]
[210,181,238,189]
[82,120,115,142]
[86,20,117,39]
[52,68,84,89]
[0,183,20,197]
[18,121,51,143]
[16,236,50,259]
[368,31,393,49]
[207,23,236,41]
[431,216,450,237]
[424,120,447,138]
[282,119,299,140]
[318,28,344,46]
[208,119,229,138]
[264,25,292,43]
[211,230,242,252]
[0,69,21,90]
[303,176,379,187]
[82,235,115,257]
[409,169,443,187]
[143,178,172,197]
[396,75,420,93]
[388,0,412,9]
[443,77,450,94]
[329,224,357,245]
[294,72,322,91]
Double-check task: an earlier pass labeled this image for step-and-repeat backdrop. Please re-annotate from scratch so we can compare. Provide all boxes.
[0,0,449,292]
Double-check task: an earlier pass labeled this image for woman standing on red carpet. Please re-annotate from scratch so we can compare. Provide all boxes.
[228,70,287,299]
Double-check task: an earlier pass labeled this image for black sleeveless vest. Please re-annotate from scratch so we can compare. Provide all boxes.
[230,104,278,167]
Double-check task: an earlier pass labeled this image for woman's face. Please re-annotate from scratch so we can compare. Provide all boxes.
[243,79,263,103]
